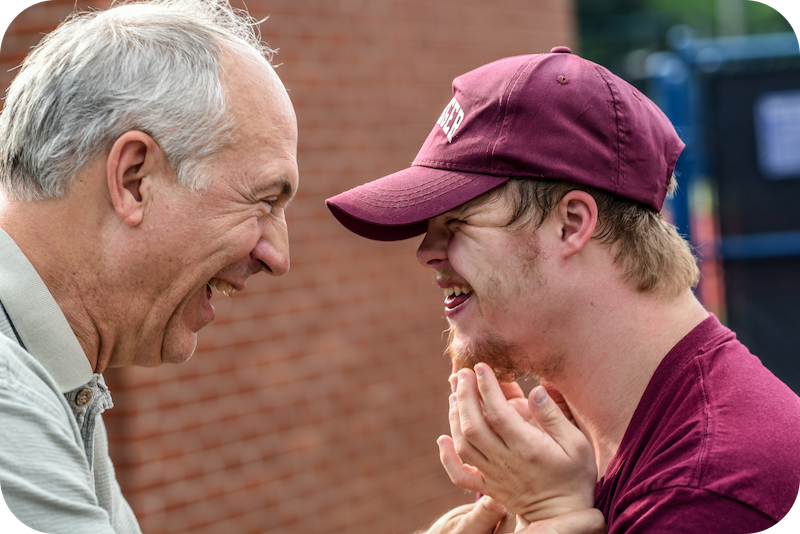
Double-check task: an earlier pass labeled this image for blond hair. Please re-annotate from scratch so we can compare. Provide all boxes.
[499,178,699,298]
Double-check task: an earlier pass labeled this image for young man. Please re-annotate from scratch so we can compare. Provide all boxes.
[0,1,297,532]
[327,47,800,533]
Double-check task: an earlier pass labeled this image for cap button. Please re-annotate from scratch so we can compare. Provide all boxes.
[550,46,572,54]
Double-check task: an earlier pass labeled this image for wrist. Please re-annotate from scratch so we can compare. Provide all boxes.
[517,496,595,523]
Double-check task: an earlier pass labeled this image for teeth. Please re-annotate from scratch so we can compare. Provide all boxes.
[209,277,235,297]
[443,285,472,298]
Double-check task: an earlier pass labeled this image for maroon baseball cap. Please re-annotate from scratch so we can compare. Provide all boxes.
[326,46,685,241]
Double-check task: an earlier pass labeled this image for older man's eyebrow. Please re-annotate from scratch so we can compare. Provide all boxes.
[254,177,295,199]
[281,179,298,209]
[278,178,294,198]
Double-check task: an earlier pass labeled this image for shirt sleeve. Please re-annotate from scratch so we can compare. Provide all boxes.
[609,486,775,534]
[0,337,117,534]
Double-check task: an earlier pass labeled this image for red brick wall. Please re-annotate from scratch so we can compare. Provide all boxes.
[0,1,575,533]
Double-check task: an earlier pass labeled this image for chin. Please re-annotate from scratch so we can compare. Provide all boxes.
[159,332,198,365]
[446,327,522,382]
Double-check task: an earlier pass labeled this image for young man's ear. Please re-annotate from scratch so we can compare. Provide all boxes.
[106,131,166,227]
[557,190,598,258]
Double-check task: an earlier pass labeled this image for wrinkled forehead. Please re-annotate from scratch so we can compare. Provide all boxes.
[444,182,511,217]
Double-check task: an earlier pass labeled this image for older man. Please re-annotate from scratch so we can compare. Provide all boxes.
[0,1,297,532]
[327,48,800,533]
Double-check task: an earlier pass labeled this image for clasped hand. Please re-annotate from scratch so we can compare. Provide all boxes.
[423,496,605,534]
[438,362,597,524]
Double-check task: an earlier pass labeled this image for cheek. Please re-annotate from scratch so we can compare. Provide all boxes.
[480,257,539,319]
[221,219,262,257]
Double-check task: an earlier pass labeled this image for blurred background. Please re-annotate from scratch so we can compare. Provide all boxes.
[0,1,797,533]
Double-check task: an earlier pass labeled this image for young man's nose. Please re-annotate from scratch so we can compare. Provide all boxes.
[416,216,450,268]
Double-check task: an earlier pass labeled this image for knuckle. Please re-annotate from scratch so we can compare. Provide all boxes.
[517,447,537,462]
[484,409,507,430]
[541,404,562,423]
[461,421,481,441]
[448,470,468,487]
[453,437,471,457]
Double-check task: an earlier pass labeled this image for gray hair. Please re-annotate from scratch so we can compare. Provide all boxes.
[0,0,275,201]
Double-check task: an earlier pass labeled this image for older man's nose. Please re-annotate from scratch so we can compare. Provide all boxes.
[253,225,290,276]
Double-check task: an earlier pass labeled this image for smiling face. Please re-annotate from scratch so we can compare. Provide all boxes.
[129,51,298,366]
[416,188,565,379]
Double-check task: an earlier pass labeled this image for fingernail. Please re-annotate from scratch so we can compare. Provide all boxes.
[533,385,548,406]
[475,365,484,378]
[449,393,457,405]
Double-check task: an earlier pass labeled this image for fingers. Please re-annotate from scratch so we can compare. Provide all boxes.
[453,370,506,458]
[437,434,485,492]
[423,496,508,534]
[422,502,478,534]
[519,509,607,534]
[498,380,525,401]
[539,379,576,425]
[473,363,532,450]
[468,496,508,534]
[527,386,585,454]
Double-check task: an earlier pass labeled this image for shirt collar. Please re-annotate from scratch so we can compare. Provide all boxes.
[0,226,93,392]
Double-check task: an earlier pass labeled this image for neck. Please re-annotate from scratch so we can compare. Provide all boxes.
[0,181,114,373]
[543,288,708,479]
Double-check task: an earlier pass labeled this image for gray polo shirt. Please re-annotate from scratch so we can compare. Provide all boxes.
[0,227,141,534]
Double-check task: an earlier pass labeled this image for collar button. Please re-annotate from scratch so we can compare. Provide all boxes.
[76,388,93,406]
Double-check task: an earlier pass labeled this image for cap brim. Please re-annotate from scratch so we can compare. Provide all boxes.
[326,165,510,241]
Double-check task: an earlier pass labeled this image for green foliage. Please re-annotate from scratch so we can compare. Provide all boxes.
[746,1,794,34]
[575,0,793,82]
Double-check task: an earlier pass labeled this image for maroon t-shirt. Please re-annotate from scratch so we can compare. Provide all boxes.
[595,314,800,533]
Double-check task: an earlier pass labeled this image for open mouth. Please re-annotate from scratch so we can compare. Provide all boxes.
[444,285,472,309]
[208,277,236,297]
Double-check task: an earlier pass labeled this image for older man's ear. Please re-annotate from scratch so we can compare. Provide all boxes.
[106,130,165,227]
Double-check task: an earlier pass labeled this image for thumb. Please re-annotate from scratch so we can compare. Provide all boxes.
[528,385,581,449]
[467,496,507,533]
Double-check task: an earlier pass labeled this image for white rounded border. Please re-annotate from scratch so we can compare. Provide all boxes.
[758,492,800,534]
[756,0,800,42]
[0,0,44,43]
[0,0,798,533]
[0,8,48,521]
[0,495,42,534]
[0,0,45,511]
